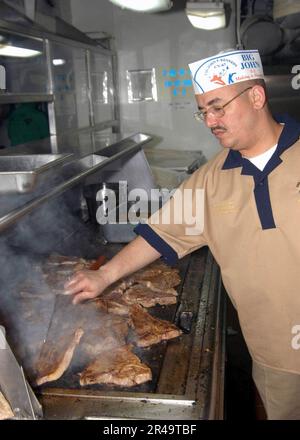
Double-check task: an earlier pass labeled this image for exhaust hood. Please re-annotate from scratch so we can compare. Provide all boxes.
[0,1,97,47]
[239,0,300,72]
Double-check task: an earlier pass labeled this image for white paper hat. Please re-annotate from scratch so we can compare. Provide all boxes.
[189,49,264,94]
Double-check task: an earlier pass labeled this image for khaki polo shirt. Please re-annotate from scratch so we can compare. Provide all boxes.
[135,115,300,374]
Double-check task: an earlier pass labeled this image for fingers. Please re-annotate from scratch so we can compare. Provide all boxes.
[64,271,88,294]
[64,278,86,296]
[65,271,85,289]
[72,290,97,305]
[62,268,111,306]
[63,270,102,304]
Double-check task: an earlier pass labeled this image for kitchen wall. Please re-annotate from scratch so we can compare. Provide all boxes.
[71,0,237,160]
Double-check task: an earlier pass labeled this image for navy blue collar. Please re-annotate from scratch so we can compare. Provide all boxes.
[221,114,300,181]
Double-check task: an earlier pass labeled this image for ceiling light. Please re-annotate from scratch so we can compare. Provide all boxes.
[186,1,226,30]
[0,65,6,90]
[52,58,66,66]
[0,45,41,57]
[109,0,172,13]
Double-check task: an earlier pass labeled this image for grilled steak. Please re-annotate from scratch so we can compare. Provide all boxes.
[93,261,181,311]
[129,304,182,347]
[94,283,177,312]
[42,254,96,292]
[133,260,173,277]
[135,270,181,292]
[125,260,181,293]
[95,297,129,316]
[92,284,131,316]
[45,254,95,268]
[35,328,84,386]
[139,279,179,295]
[0,391,14,420]
[79,345,152,387]
[29,256,182,389]
[123,284,177,308]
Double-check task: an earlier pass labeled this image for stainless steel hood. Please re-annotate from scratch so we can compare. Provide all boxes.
[0,0,98,46]
[0,1,45,32]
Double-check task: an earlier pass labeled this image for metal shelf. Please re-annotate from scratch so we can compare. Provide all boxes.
[0,93,54,104]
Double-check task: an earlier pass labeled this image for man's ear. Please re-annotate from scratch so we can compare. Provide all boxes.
[250,85,266,109]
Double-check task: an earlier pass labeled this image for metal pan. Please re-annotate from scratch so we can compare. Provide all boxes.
[0,153,73,194]
[0,326,43,419]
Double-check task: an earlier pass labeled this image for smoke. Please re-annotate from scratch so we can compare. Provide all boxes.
[0,187,95,381]
[0,184,171,392]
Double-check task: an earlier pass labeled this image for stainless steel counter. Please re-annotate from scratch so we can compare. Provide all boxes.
[0,130,134,159]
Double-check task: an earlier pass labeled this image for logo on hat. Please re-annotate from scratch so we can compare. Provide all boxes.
[211,75,226,86]
[189,50,264,94]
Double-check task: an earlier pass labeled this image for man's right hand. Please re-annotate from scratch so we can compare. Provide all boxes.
[64,236,161,305]
[64,267,111,305]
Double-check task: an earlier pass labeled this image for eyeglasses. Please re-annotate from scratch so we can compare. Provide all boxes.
[194,86,253,122]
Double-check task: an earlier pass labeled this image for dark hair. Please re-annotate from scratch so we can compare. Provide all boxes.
[242,78,267,97]
[236,79,268,106]
[251,78,267,92]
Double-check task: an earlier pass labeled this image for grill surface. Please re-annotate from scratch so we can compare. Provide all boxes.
[0,222,223,419]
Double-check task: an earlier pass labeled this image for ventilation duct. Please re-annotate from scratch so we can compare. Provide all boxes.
[273,0,300,21]
[240,16,283,56]
[239,0,300,70]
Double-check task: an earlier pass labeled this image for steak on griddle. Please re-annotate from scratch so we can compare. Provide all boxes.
[123,284,177,308]
[35,327,84,386]
[42,254,96,292]
[129,304,182,347]
[92,284,131,316]
[79,344,152,387]
[126,260,181,293]
[45,254,95,268]
[92,260,182,311]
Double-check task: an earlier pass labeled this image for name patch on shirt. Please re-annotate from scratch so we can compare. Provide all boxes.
[212,200,238,214]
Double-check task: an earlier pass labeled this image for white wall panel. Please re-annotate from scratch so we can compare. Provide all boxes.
[71,0,237,159]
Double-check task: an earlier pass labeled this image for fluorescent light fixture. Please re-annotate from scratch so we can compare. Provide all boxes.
[186,1,226,30]
[0,45,41,57]
[109,0,172,13]
[52,58,66,66]
[0,65,6,90]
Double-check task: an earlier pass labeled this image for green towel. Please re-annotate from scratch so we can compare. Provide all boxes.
[8,103,49,146]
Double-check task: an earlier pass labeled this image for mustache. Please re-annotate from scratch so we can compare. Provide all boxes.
[211,126,226,134]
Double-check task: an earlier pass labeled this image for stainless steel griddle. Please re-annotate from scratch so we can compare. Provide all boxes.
[0,222,224,420]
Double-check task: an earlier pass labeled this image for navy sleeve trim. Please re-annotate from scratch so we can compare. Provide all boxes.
[134,223,179,266]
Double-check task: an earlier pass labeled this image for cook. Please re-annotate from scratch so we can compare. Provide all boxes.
[66,49,300,420]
